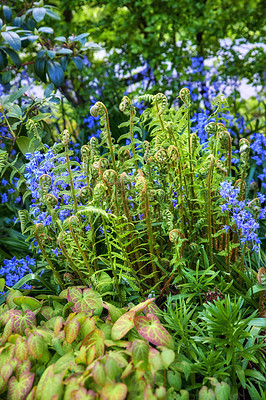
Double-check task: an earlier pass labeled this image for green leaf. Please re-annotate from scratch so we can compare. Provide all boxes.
[1,31,21,51]
[2,47,21,68]
[34,57,47,81]
[132,339,149,370]
[72,56,83,70]
[38,27,53,34]
[104,302,124,323]
[235,365,246,388]
[47,60,64,87]
[101,382,127,400]
[35,364,64,400]
[7,372,35,400]
[44,83,54,97]
[16,136,33,155]
[198,386,216,400]
[215,382,231,400]
[44,9,60,20]
[0,278,5,292]
[7,104,22,119]
[0,49,8,70]
[32,7,46,22]
[13,296,41,311]
[57,48,73,55]
[3,5,13,21]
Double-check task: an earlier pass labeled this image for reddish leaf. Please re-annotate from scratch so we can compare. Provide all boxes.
[54,316,63,336]
[1,316,14,344]
[111,310,135,340]
[67,288,103,315]
[27,334,44,360]
[65,317,80,344]
[13,310,36,335]
[82,329,105,358]
[130,298,155,314]
[15,336,28,362]
[16,360,31,377]
[134,314,174,349]
[0,362,13,381]
[7,372,35,400]
[101,382,127,400]
[73,387,97,399]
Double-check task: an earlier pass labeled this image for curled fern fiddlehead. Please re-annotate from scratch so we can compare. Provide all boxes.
[90,101,117,172]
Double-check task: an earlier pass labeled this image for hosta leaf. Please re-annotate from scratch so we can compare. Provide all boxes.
[0,362,13,381]
[82,329,105,358]
[7,372,35,400]
[111,310,135,340]
[65,317,80,343]
[15,336,28,362]
[67,288,103,315]
[27,334,44,360]
[131,340,149,370]
[13,310,36,335]
[134,314,174,349]
[101,382,127,400]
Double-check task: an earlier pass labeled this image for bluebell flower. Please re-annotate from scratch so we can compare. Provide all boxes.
[1,193,8,203]
[0,256,35,289]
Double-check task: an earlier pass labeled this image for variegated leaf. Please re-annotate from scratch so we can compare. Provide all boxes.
[82,329,105,358]
[7,372,35,400]
[27,334,44,360]
[134,314,174,349]
[101,382,127,400]
[67,287,103,315]
[15,336,28,362]
[65,317,80,344]
[13,310,36,335]
[111,310,135,340]
[54,316,63,336]
[0,362,13,381]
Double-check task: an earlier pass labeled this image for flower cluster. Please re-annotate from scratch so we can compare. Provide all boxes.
[220,181,265,252]
[250,133,266,188]
[24,144,85,227]
[0,255,35,289]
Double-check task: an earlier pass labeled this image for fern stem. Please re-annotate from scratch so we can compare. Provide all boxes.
[58,231,87,284]
[102,217,123,303]
[206,155,214,265]
[35,224,65,290]
[69,216,93,276]
[65,144,78,213]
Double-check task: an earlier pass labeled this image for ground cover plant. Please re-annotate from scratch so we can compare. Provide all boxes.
[0,86,266,399]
